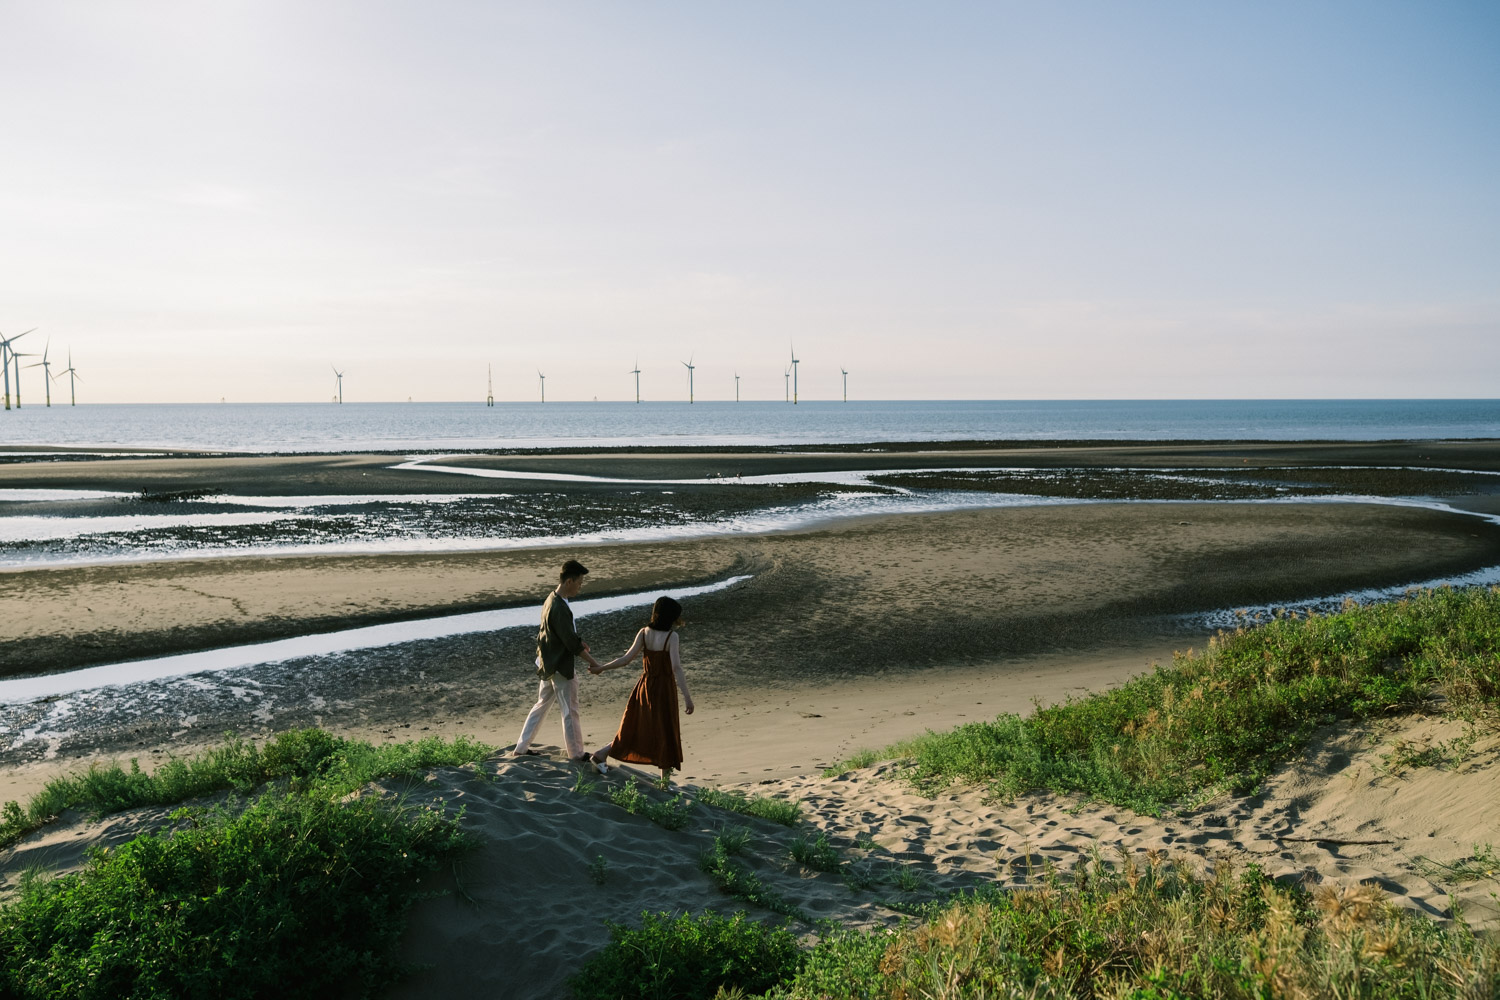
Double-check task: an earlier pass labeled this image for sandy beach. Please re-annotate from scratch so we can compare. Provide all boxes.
[3,442,1500,997]
[3,496,1498,780]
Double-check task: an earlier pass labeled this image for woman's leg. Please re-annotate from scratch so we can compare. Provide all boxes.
[590,742,612,763]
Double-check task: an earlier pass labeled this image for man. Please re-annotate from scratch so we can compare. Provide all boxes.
[513,559,600,760]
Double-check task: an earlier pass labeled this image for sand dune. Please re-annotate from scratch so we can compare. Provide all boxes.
[3,708,1495,1000]
[767,713,1500,934]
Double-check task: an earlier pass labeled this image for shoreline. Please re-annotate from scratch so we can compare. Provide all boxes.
[4,498,1500,786]
[3,439,1500,493]
[6,498,1500,678]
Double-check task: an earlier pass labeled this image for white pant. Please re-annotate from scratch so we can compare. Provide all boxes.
[515,673,583,758]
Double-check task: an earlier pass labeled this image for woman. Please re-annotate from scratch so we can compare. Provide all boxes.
[587,596,695,782]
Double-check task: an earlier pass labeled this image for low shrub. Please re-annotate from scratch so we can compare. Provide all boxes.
[0,791,473,1000]
[570,910,803,1000]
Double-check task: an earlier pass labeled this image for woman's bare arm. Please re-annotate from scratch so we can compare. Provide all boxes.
[592,629,645,673]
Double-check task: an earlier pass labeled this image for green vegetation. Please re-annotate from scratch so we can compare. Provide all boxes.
[774,855,1500,1000]
[1375,725,1481,776]
[840,858,881,891]
[574,589,1500,998]
[694,787,802,826]
[832,587,1500,814]
[822,748,880,777]
[0,728,493,849]
[0,730,492,999]
[570,911,803,1000]
[610,777,694,831]
[597,778,800,830]
[588,855,611,886]
[788,832,841,873]
[1414,843,1500,886]
[715,824,753,856]
[698,839,805,920]
[578,857,1499,1000]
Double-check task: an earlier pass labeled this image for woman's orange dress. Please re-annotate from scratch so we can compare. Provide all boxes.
[609,636,683,769]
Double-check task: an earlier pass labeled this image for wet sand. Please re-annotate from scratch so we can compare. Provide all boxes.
[6,499,1500,677]
[2,499,1499,792]
[2,438,1499,496]
[3,440,1500,790]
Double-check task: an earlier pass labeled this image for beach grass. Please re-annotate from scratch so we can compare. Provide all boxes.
[773,854,1500,1000]
[697,840,806,921]
[0,727,494,850]
[0,730,491,1000]
[608,777,695,831]
[830,586,1500,814]
[694,786,803,827]
[788,831,842,873]
[574,853,1500,999]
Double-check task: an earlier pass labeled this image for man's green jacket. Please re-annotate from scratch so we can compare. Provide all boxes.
[537,589,585,680]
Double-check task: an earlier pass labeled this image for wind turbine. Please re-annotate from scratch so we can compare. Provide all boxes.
[10,346,37,407]
[841,368,849,402]
[790,344,799,405]
[783,366,790,402]
[538,371,546,403]
[24,339,52,406]
[331,365,345,404]
[681,356,695,403]
[630,359,641,403]
[734,371,740,402]
[0,328,34,411]
[55,350,81,406]
[486,364,494,406]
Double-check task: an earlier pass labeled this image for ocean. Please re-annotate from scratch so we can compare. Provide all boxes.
[1,399,1498,453]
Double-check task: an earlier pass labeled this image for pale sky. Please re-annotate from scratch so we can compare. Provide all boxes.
[1,2,1496,403]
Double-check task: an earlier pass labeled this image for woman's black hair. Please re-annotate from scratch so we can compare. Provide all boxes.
[647,596,683,631]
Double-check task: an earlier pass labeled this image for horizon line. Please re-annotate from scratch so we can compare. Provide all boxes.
[8,396,1499,406]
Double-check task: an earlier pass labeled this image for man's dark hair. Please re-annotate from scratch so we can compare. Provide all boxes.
[560,559,589,582]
